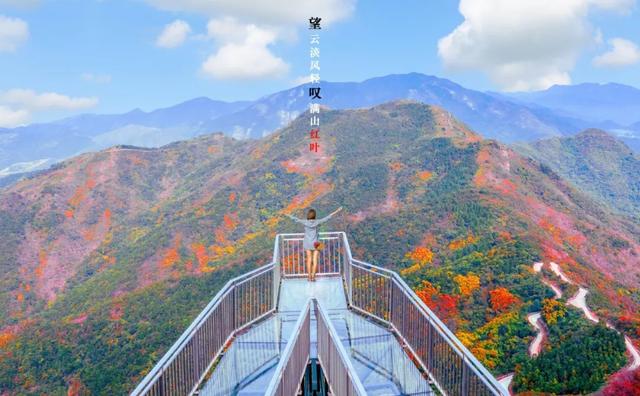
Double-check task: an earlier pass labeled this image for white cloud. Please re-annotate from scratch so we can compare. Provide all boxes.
[0,105,28,127]
[156,19,192,48]
[1,89,98,111]
[438,0,636,91]
[0,15,29,52]
[590,0,636,11]
[291,75,312,86]
[201,17,289,79]
[593,38,640,67]
[81,73,112,84]
[146,1,355,80]
[145,0,356,26]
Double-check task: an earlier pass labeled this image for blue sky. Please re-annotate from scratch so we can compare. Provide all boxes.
[0,0,639,126]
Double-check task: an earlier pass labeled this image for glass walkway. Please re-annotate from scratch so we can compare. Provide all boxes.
[131,232,507,396]
[200,278,431,395]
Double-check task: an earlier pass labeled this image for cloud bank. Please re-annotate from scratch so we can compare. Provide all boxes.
[146,0,356,80]
[0,89,98,128]
[438,0,636,91]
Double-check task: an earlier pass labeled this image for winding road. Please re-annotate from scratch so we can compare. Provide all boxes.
[539,261,640,370]
[497,260,640,396]
[527,312,545,356]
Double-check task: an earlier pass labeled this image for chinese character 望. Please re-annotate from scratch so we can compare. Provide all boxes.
[309,17,322,30]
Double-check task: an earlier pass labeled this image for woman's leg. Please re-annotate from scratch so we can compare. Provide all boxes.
[305,250,313,281]
[312,250,320,281]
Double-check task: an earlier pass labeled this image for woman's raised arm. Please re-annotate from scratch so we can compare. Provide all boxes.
[316,207,343,224]
[284,213,305,224]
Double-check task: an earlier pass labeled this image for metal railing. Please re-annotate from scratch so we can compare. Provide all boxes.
[347,254,507,396]
[265,299,312,396]
[315,299,368,396]
[132,231,506,396]
[199,313,282,396]
[131,237,282,396]
[278,232,345,277]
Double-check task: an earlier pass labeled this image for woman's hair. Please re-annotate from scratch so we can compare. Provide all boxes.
[306,208,316,220]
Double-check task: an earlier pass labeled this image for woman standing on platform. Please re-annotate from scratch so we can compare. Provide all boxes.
[285,207,342,281]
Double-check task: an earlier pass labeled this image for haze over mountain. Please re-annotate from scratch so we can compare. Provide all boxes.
[3,73,639,184]
[0,102,638,394]
[516,129,640,220]
[504,83,640,126]
[0,98,250,178]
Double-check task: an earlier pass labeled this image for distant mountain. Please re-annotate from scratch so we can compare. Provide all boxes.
[0,97,251,176]
[503,82,640,126]
[1,101,638,394]
[515,129,640,220]
[4,73,628,185]
[206,73,597,141]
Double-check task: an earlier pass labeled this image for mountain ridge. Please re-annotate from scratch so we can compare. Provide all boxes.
[3,73,639,183]
[0,101,638,394]
[515,129,640,220]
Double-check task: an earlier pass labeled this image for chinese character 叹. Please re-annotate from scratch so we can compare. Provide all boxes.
[309,17,321,29]
[309,87,322,99]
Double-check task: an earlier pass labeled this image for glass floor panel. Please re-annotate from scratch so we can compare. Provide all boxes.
[328,310,433,396]
[199,313,299,396]
[278,277,348,312]
[199,276,432,395]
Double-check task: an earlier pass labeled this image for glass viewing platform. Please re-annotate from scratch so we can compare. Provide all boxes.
[131,232,508,396]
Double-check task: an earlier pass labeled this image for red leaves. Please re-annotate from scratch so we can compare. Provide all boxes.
[490,287,520,312]
[191,243,210,273]
[602,368,640,396]
[416,280,459,321]
[160,234,182,268]
[436,294,460,320]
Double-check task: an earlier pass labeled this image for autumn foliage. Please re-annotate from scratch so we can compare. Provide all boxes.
[454,273,480,296]
[160,234,182,268]
[401,246,434,275]
[405,246,433,266]
[416,280,459,321]
[602,367,640,396]
[415,170,433,181]
[415,280,439,307]
[448,234,478,251]
[489,287,519,311]
[541,298,566,325]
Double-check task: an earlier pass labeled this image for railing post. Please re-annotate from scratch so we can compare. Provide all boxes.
[462,359,470,395]
[427,318,434,372]
[232,282,237,330]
